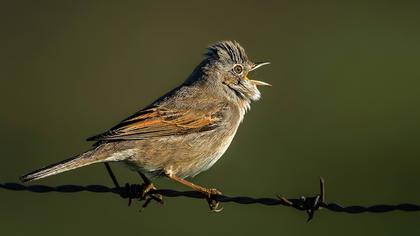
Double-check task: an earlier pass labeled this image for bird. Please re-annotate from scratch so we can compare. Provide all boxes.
[20,40,271,211]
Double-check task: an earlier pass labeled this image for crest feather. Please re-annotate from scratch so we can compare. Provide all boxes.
[206,41,249,64]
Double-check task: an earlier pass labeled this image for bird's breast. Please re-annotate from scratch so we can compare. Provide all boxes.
[125,102,246,179]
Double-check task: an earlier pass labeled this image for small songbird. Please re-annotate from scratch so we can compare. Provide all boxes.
[20,40,270,210]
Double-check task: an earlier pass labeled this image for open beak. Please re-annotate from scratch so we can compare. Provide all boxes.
[249,61,271,87]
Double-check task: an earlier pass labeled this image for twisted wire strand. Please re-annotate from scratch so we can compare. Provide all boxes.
[1,180,419,221]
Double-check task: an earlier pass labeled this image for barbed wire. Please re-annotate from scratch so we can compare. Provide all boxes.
[1,178,419,221]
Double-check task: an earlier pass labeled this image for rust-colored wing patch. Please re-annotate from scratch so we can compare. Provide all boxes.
[87,104,225,141]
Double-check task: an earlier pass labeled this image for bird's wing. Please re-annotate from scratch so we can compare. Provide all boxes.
[86,103,226,141]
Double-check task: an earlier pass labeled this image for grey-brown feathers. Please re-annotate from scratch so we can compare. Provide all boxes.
[20,40,269,182]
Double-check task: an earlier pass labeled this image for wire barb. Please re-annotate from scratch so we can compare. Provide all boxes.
[277,178,325,221]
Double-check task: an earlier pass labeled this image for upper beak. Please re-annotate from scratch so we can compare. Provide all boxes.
[249,61,271,87]
[250,61,270,71]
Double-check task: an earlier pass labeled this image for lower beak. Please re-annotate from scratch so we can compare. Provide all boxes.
[250,79,272,87]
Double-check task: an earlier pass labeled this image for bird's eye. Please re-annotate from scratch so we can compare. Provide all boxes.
[233,64,243,74]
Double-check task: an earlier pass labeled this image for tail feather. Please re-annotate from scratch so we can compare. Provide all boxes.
[20,149,103,182]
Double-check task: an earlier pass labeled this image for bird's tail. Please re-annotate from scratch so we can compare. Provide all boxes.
[20,148,106,182]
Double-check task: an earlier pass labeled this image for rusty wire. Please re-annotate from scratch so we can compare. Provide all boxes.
[1,178,419,221]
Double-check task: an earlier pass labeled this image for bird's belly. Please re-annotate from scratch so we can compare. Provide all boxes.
[125,126,239,178]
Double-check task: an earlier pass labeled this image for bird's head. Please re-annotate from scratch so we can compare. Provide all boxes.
[202,41,270,104]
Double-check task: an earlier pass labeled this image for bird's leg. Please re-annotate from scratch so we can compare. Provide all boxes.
[104,162,121,189]
[164,169,223,212]
[136,171,164,208]
[104,163,135,205]
[103,163,163,208]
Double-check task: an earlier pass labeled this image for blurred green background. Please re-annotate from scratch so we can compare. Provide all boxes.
[1,1,420,235]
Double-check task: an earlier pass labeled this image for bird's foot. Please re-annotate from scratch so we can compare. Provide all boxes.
[139,182,164,209]
[203,188,223,212]
[124,182,164,209]
[163,170,223,212]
